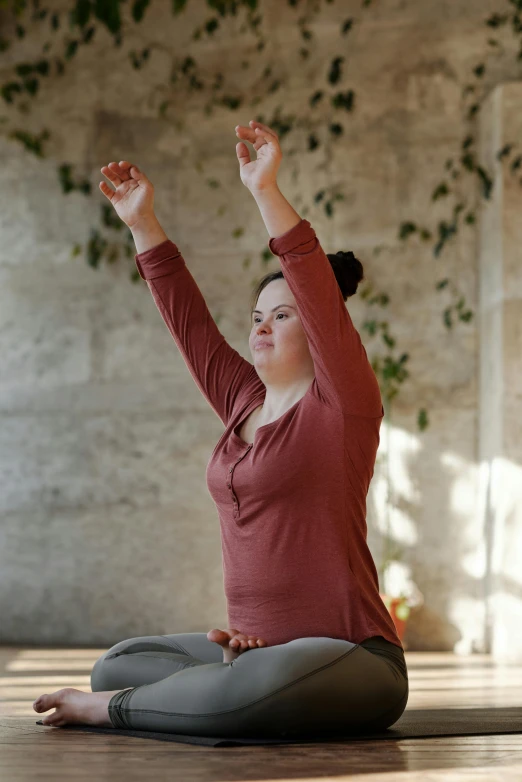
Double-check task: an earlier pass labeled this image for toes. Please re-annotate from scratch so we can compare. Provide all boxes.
[207,628,230,645]
[41,709,58,725]
[33,694,50,712]
[34,688,69,713]
[42,713,63,727]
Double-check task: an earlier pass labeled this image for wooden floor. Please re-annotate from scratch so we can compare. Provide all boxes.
[0,645,521,781]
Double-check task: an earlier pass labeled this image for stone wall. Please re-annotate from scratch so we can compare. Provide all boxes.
[0,0,519,655]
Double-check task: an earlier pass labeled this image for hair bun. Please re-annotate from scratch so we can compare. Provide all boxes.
[326,250,364,300]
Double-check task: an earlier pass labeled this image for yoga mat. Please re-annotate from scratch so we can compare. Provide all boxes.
[36,707,522,746]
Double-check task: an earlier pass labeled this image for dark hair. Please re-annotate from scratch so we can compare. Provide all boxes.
[250,250,364,315]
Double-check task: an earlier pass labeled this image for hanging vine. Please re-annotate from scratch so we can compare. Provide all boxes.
[0,0,518,436]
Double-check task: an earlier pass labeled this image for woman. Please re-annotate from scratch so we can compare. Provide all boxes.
[33,120,408,739]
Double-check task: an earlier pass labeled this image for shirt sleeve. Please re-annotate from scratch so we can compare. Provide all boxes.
[268,219,383,418]
[134,238,257,427]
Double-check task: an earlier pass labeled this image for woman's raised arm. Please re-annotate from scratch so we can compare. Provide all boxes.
[99,161,257,427]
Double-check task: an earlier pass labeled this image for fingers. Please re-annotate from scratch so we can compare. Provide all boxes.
[235,120,278,144]
[98,181,114,200]
[100,161,142,187]
[254,126,275,141]
[249,119,277,137]
[235,126,255,144]
[236,141,251,167]
[123,161,149,183]
[100,163,124,187]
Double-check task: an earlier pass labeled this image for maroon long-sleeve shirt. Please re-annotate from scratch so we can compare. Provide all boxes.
[134,218,403,650]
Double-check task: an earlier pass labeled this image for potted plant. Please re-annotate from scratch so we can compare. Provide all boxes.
[378,538,424,646]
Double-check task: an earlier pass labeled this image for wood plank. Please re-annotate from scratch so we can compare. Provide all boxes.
[1,646,522,781]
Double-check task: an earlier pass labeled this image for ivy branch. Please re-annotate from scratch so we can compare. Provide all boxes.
[1,0,519,437]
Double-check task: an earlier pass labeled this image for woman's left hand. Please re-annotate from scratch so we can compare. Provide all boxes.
[235,120,282,193]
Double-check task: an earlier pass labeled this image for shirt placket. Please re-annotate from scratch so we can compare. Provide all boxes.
[227,443,253,520]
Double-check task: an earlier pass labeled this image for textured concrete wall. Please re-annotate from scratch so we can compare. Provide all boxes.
[0,0,518,654]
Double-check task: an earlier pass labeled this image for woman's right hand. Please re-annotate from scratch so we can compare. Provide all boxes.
[99,161,155,229]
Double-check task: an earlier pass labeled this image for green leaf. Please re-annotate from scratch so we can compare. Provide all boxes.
[132,0,150,23]
[34,59,50,75]
[331,89,355,112]
[23,77,39,96]
[93,0,122,35]
[458,310,473,323]
[476,165,493,199]
[309,90,323,107]
[431,182,449,201]
[417,408,429,431]
[172,0,188,12]
[2,81,22,103]
[15,63,34,77]
[82,26,95,43]
[398,222,417,240]
[64,40,79,60]
[485,12,508,27]
[101,203,123,230]
[72,0,92,28]
[328,56,344,85]
[308,133,319,151]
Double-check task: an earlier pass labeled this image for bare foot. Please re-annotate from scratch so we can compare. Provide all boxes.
[33,687,132,728]
[207,628,267,663]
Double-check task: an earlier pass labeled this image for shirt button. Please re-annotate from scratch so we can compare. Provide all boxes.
[229,468,233,473]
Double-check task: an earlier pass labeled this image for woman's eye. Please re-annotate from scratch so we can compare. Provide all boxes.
[253,313,286,324]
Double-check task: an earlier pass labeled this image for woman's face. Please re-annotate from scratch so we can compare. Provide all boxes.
[249,278,315,383]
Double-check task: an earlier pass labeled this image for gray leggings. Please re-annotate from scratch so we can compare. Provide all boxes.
[91,632,408,739]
